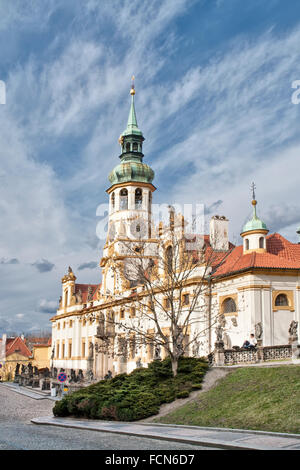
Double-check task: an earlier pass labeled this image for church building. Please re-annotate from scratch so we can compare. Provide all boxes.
[50,82,300,380]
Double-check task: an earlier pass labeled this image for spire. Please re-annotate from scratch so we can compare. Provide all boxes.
[121,77,143,137]
[241,183,268,234]
[251,182,258,218]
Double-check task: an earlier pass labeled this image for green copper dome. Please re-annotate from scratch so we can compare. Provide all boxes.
[109,160,154,185]
[108,82,155,187]
[241,198,268,234]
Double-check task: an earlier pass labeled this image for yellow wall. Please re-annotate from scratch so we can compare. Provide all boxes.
[1,353,30,381]
[32,346,51,370]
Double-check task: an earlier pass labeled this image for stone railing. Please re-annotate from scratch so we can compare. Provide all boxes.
[209,341,296,366]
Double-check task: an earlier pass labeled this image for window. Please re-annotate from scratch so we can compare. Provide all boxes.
[275,293,289,307]
[130,307,136,318]
[133,142,138,151]
[82,341,86,357]
[57,322,60,330]
[126,142,130,152]
[68,341,72,358]
[164,298,171,309]
[69,320,73,327]
[120,309,125,319]
[222,297,237,314]
[245,239,249,250]
[135,188,143,209]
[120,189,128,210]
[182,294,190,305]
[259,237,264,249]
[111,192,115,210]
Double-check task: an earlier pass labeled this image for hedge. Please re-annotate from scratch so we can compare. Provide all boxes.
[53,357,209,421]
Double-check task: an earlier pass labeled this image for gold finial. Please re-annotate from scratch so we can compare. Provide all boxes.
[251,182,257,206]
[130,75,135,95]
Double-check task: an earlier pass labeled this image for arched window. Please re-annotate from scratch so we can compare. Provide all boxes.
[275,293,289,307]
[222,297,237,314]
[135,188,143,209]
[111,192,115,210]
[259,237,264,249]
[120,189,128,210]
[166,246,173,274]
[126,142,131,152]
[133,142,138,151]
[245,239,249,250]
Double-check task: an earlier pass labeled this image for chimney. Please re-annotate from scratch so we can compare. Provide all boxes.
[210,215,229,251]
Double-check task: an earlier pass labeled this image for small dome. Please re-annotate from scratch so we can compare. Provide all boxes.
[109,161,154,186]
[242,216,268,233]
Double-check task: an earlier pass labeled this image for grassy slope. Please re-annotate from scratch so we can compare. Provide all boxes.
[156,365,300,434]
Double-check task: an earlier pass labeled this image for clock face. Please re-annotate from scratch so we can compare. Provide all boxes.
[129,218,147,238]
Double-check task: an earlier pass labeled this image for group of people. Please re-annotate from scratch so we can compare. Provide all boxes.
[242,334,257,349]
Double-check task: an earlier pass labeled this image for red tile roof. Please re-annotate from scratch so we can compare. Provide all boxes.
[5,337,32,358]
[75,283,101,303]
[212,233,300,278]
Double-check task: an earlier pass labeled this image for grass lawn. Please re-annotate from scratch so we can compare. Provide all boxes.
[156,365,300,434]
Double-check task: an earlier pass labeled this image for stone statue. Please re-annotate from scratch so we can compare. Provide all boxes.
[87,285,93,302]
[154,345,161,360]
[78,370,84,382]
[87,369,94,381]
[289,320,298,342]
[136,358,142,368]
[215,324,223,342]
[255,322,263,339]
[15,363,20,376]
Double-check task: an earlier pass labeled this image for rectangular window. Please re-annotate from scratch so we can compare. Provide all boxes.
[130,307,136,318]
[183,294,190,306]
[82,341,86,358]
[68,341,72,358]
[120,309,125,319]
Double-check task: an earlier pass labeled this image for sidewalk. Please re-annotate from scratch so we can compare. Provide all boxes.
[31,416,300,450]
[0,382,59,401]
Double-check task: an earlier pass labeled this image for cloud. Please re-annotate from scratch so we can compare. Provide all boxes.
[31,259,55,273]
[0,258,19,265]
[77,261,98,271]
[36,299,58,314]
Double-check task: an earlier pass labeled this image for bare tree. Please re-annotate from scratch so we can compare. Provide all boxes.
[88,213,231,377]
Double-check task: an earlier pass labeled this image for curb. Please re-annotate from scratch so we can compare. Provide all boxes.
[31,417,298,450]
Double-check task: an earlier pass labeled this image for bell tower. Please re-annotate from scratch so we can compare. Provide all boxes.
[100,79,157,295]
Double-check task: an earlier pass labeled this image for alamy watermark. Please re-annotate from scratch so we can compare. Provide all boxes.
[0,80,6,105]
[291,80,300,104]
[96,202,205,251]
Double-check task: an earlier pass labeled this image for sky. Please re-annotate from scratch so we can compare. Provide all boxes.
[1,0,300,335]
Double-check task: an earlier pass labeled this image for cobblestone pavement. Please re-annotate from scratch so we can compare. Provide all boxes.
[0,384,213,450]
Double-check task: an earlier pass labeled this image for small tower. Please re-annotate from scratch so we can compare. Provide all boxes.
[241,183,269,254]
[61,266,76,309]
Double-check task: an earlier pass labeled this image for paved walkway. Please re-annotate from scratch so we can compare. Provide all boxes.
[1,382,59,401]
[31,416,300,450]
